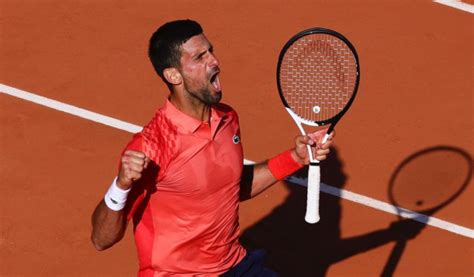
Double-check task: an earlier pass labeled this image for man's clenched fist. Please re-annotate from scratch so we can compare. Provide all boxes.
[117,150,150,190]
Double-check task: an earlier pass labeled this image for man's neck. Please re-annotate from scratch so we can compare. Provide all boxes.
[169,94,211,123]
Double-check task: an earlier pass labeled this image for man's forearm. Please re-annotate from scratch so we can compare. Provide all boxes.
[240,149,308,201]
[91,150,148,250]
[91,200,128,251]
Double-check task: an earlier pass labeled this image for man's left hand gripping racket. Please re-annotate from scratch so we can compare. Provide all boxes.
[276,28,360,223]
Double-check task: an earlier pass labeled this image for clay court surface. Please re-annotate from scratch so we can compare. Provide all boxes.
[1,1,473,276]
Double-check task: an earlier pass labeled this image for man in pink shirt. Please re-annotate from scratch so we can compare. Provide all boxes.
[91,20,333,276]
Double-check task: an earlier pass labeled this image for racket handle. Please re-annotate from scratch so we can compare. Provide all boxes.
[305,164,321,224]
[322,132,330,144]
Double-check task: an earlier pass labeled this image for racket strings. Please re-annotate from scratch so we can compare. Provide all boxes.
[280,34,358,122]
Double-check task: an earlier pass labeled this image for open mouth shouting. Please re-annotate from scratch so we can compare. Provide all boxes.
[210,69,221,92]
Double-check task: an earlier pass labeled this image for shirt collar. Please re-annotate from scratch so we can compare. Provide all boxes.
[163,100,227,134]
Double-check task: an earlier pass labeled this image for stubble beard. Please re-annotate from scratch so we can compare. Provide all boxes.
[200,89,222,105]
[184,82,222,105]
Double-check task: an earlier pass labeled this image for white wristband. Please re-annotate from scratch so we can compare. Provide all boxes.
[104,177,131,211]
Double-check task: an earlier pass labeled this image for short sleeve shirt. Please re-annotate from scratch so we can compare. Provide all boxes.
[122,100,246,276]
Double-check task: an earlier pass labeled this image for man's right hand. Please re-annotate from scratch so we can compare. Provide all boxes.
[117,150,150,190]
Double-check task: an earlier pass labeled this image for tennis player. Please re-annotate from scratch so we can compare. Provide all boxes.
[91,19,333,276]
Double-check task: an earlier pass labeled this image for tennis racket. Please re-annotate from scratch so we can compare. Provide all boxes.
[381,146,472,276]
[276,28,360,223]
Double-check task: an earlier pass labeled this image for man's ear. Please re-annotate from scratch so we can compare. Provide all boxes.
[163,68,182,85]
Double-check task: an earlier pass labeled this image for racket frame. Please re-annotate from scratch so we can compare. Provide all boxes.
[276,27,361,138]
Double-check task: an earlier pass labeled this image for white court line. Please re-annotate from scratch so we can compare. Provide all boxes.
[434,0,474,13]
[286,176,473,239]
[1,83,473,239]
[0,84,142,133]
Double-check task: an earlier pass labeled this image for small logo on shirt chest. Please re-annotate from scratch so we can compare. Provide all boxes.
[232,134,240,144]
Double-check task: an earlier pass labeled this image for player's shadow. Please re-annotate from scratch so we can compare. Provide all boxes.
[240,147,425,277]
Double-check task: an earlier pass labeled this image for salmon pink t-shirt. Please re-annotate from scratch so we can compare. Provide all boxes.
[122,100,246,276]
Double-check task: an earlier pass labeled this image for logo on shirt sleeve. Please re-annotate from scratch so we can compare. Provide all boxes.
[232,134,240,144]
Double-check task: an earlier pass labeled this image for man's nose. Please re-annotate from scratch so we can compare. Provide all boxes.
[208,52,219,67]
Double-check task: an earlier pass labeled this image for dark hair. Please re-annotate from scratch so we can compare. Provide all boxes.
[148,19,203,82]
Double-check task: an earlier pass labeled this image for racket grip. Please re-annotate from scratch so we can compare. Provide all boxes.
[305,164,321,224]
[322,132,330,144]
